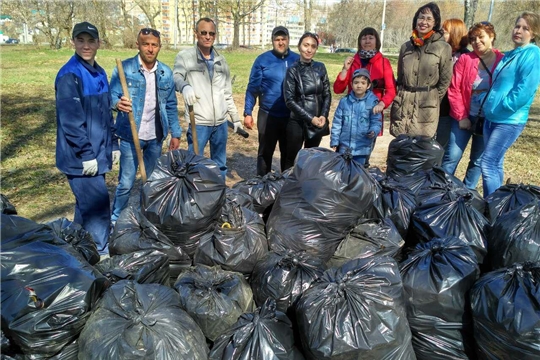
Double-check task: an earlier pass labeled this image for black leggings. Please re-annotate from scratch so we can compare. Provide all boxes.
[256,110,289,176]
[284,118,322,170]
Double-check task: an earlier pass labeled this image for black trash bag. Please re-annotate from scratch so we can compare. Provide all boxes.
[194,204,268,276]
[1,194,17,215]
[378,178,417,238]
[221,188,256,223]
[328,218,405,268]
[399,237,480,360]
[94,250,170,285]
[45,218,100,265]
[488,200,540,270]
[296,257,415,360]
[1,214,68,250]
[386,134,444,178]
[142,149,226,257]
[174,265,254,342]
[250,250,326,313]
[471,262,540,359]
[232,171,287,217]
[267,148,376,262]
[79,280,208,359]
[109,206,191,276]
[368,167,386,182]
[1,219,109,357]
[361,177,385,220]
[409,193,489,263]
[209,298,305,360]
[484,183,540,223]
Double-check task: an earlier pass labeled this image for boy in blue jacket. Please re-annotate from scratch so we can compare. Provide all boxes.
[55,22,117,257]
[331,68,382,165]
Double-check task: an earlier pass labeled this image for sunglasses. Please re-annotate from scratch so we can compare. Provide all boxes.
[475,21,491,26]
[199,31,216,37]
[139,28,160,38]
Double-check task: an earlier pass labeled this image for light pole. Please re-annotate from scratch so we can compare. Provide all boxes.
[380,0,387,54]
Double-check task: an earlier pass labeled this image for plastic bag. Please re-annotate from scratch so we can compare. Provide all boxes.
[409,193,489,263]
[471,262,540,359]
[221,188,256,223]
[267,148,376,262]
[1,216,109,357]
[484,183,540,223]
[174,265,254,342]
[209,298,305,360]
[79,280,208,359]
[296,257,415,360]
[46,217,100,265]
[250,250,326,313]
[142,149,226,257]
[194,204,268,276]
[94,249,170,285]
[232,171,287,218]
[328,218,405,268]
[1,194,17,215]
[378,178,417,238]
[399,237,480,359]
[488,200,540,269]
[386,135,444,178]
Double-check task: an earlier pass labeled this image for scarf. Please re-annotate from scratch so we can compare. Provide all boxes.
[359,49,378,59]
[411,29,435,47]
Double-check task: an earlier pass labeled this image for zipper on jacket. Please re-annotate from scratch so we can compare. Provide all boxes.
[308,64,320,116]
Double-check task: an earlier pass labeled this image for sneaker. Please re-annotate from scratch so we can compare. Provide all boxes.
[110,221,116,236]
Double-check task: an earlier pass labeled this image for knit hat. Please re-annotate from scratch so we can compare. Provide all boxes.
[352,68,371,82]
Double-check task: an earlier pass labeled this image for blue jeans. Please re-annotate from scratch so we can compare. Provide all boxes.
[441,116,484,189]
[187,122,228,179]
[481,120,525,197]
[67,174,110,255]
[436,115,453,150]
[111,139,162,222]
[353,155,367,165]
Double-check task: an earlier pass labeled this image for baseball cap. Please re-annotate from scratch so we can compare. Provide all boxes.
[72,22,99,39]
[272,26,289,38]
[352,68,371,82]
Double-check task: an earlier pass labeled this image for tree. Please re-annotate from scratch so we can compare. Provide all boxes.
[134,0,161,29]
[303,0,312,32]
[464,0,479,28]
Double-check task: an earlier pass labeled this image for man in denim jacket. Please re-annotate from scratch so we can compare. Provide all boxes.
[110,28,181,225]
[173,17,241,179]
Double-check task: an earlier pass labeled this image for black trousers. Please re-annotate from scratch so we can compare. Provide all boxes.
[256,110,289,176]
[284,118,322,171]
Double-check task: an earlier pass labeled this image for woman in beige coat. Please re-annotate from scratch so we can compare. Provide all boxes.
[390,2,453,138]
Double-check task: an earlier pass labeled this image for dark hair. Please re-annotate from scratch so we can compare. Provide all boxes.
[443,19,468,52]
[357,27,381,51]
[298,32,319,47]
[468,21,497,45]
[195,17,216,32]
[518,11,540,44]
[412,2,442,33]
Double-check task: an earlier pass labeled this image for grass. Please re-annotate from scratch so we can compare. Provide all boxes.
[1,45,539,221]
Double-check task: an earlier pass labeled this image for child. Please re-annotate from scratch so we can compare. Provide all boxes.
[330,68,382,165]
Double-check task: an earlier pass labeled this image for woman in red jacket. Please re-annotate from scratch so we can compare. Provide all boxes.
[334,27,396,166]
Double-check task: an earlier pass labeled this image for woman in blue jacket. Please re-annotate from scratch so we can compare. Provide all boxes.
[481,11,540,196]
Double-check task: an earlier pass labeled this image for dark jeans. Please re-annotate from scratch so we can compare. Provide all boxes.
[284,118,322,170]
[256,110,289,176]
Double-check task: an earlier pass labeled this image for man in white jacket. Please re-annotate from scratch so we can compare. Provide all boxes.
[173,17,242,179]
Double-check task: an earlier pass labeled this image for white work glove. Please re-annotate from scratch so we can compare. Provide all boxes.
[82,159,98,176]
[112,150,120,165]
[182,85,199,106]
[233,121,243,133]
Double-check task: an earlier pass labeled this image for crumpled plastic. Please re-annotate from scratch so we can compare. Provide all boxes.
[250,249,326,313]
[377,178,417,238]
[386,134,444,178]
[232,171,287,218]
[142,149,226,257]
[328,218,405,268]
[488,199,540,269]
[400,237,480,359]
[1,193,17,215]
[267,148,376,262]
[209,298,305,360]
[174,265,254,342]
[296,257,415,360]
[484,183,540,223]
[471,261,540,359]
[46,217,100,265]
[79,280,208,359]
[194,203,268,276]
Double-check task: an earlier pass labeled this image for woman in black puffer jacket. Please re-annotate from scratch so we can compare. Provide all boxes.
[283,32,332,170]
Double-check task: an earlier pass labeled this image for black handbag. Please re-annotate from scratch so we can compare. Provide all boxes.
[297,69,329,141]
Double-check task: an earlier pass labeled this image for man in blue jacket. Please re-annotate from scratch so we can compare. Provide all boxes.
[244,26,299,176]
[55,22,117,256]
[110,28,181,225]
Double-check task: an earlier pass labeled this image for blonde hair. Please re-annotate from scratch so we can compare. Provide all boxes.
[518,11,540,44]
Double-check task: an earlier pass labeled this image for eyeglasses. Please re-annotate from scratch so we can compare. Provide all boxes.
[139,28,160,38]
[199,31,216,37]
[417,16,435,24]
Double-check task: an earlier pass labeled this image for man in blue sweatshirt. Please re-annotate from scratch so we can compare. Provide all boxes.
[244,26,299,176]
[55,22,117,257]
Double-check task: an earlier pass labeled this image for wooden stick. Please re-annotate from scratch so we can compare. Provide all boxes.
[188,105,199,155]
[115,59,147,183]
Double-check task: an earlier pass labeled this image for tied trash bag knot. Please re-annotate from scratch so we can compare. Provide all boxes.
[133,314,157,327]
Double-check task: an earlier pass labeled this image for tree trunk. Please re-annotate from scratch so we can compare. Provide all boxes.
[464,0,479,28]
[233,15,240,48]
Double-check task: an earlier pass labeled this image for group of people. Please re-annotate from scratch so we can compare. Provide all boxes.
[55,4,540,257]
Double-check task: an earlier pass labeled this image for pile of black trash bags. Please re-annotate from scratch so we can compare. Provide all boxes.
[2,141,539,359]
